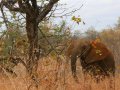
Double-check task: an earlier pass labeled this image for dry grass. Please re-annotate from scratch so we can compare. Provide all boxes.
[0,56,119,90]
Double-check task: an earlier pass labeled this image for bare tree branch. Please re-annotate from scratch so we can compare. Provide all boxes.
[54,4,84,17]
[0,3,8,29]
[31,0,37,9]
[0,1,25,13]
[18,0,27,12]
[37,0,59,23]
[45,3,58,20]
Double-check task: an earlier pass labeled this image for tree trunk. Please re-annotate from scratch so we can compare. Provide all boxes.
[26,13,39,76]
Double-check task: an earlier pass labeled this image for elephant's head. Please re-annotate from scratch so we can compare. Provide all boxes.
[80,39,112,64]
[66,38,91,77]
[66,38,90,59]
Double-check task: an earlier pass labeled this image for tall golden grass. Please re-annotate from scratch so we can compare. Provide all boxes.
[0,56,119,90]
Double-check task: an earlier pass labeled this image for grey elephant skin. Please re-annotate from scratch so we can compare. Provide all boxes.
[66,38,115,80]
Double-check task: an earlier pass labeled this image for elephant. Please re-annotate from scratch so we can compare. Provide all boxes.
[66,38,115,81]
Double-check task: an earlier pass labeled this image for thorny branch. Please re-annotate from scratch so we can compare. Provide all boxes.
[38,27,59,55]
[54,4,84,17]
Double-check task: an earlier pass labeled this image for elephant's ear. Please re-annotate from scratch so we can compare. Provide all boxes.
[85,42,111,64]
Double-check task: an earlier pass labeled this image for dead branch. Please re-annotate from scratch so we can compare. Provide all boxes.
[0,3,8,29]
[37,0,59,23]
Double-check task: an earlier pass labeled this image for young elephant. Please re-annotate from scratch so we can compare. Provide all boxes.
[66,38,115,81]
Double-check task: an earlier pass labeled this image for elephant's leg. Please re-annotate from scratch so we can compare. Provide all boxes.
[71,55,79,82]
[108,77,115,90]
[71,55,77,77]
[65,56,70,72]
[97,61,115,89]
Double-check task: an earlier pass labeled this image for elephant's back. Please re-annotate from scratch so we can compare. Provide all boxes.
[85,42,114,64]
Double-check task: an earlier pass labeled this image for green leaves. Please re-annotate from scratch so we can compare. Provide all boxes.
[0,21,4,27]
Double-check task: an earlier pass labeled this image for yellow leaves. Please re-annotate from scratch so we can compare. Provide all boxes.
[72,16,75,20]
[72,16,81,24]
[95,38,101,43]
[95,49,102,56]
[96,50,101,53]
[91,38,101,48]
[90,38,103,56]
